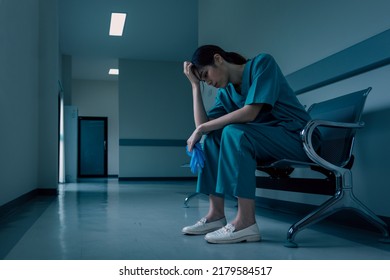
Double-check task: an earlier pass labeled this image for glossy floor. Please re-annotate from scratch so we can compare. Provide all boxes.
[1,179,390,260]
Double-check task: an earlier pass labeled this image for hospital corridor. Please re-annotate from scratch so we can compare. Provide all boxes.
[1,0,390,270]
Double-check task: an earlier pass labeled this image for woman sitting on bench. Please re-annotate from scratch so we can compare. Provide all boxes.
[182,45,320,244]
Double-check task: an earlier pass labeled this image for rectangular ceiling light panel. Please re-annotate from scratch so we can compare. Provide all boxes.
[109,69,119,75]
[109,13,127,36]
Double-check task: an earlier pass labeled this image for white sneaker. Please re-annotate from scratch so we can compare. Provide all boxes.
[205,223,261,244]
[182,217,227,235]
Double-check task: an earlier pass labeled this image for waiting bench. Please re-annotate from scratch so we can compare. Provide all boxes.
[257,87,390,247]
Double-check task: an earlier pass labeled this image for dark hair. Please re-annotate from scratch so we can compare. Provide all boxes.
[191,45,247,68]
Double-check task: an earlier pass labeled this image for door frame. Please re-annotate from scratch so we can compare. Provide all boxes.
[78,116,108,178]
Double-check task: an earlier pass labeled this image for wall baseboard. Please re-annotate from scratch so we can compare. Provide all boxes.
[0,188,57,218]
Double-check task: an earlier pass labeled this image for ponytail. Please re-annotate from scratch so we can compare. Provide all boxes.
[224,51,247,65]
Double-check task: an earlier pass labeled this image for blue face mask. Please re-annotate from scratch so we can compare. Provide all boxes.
[186,143,205,174]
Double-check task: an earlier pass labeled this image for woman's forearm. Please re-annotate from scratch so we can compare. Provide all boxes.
[191,83,209,127]
[187,104,263,151]
[198,104,263,134]
[183,61,209,127]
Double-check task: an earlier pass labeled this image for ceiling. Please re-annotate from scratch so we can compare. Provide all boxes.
[59,0,199,81]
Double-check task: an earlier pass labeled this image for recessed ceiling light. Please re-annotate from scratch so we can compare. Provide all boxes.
[109,69,119,75]
[109,13,127,36]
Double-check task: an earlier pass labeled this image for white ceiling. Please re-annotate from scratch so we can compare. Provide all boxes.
[59,0,199,81]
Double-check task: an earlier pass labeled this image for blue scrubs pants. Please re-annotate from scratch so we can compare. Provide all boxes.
[196,123,312,199]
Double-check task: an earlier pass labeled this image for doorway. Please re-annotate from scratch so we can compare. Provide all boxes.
[78,117,108,178]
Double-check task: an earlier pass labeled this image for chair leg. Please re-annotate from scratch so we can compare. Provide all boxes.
[285,189,345,247]
[345,190,390,243]
[285,185,390,247]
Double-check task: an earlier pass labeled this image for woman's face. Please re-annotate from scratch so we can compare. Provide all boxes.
[197,55,228,88]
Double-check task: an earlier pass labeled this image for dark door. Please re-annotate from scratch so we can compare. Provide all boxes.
[78,117,108,177]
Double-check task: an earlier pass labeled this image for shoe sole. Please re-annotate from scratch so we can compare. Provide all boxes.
[205,234,262,244]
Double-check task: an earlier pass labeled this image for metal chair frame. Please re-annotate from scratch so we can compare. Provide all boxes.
[258,87,390,247]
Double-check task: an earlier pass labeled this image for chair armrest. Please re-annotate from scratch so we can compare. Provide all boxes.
[300,119,364,172]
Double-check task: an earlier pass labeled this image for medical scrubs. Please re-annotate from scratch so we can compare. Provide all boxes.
[197,53,316,199]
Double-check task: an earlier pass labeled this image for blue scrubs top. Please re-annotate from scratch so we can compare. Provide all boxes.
[207,54,311,132]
